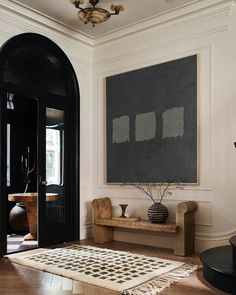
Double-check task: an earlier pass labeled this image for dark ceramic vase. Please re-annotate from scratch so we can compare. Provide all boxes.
[147,202,168,223]
[9,202,29,232]
[119,204,128,218]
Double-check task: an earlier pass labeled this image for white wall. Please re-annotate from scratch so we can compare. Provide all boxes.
[0,1,94,239]
[1,0,236,253]
[92,0,236,252]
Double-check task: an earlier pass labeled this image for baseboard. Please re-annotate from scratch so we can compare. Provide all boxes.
[80,224,93,240]
[86,223,232,253]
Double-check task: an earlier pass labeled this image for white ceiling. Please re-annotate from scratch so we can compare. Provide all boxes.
[12,0,197,38]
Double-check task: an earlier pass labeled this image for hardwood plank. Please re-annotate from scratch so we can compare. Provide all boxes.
[50,274,63,289]
[41,272,53,287]
[72,280,84,294]
[84,283,119,295]
[62,277,73,291]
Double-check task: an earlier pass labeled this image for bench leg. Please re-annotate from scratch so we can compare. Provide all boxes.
[174,201,197,256]
[174,215,195,256]
[93,225,114,244]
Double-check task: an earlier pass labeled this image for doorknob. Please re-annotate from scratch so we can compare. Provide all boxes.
[41,180,47,186]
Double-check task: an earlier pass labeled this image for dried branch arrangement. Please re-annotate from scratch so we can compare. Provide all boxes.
[124,181,183,204]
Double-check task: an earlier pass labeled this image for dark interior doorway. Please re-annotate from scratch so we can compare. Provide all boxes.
[0,33,80,256]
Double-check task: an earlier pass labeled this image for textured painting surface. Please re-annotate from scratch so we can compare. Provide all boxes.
[106,55,197,183]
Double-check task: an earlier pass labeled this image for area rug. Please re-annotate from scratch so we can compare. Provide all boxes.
[10,245,198,295]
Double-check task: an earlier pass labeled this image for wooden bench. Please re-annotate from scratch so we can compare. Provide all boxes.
[92,197,198,256]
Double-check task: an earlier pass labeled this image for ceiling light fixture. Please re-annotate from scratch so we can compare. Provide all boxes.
[69,0,124,27]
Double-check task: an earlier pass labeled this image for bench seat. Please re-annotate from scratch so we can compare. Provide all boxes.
[95,218,177,233]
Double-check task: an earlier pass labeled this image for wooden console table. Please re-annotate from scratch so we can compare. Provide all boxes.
[92,197,197,256]
[8,192,58,240]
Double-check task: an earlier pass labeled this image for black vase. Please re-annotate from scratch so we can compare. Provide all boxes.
[9,202,29,232]
[147,202,168,223]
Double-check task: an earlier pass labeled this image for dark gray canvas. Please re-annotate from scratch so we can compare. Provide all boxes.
[106,55,197,183]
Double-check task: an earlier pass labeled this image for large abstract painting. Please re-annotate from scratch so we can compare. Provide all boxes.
[106,55,197,183]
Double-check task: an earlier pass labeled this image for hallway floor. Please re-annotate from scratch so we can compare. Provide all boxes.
[0,239,228,295]
[7,234,38,254]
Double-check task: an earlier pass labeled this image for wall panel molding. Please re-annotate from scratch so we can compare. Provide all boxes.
[94,25,229,66]
[196,229,236,240]
[95,46,213,198]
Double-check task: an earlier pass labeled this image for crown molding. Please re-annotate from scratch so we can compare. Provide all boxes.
[0,0,94,67]
[94,0,235,46]
[0,0,235,49]
[0,0,94,47]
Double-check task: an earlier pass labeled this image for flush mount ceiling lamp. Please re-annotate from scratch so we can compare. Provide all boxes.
[69,0,124,27]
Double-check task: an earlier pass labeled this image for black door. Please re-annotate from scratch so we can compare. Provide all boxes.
[0,33,80,256]
[0,91,7,255]
[38,98,72,246]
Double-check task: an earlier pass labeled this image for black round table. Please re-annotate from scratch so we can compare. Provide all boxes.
[200,245,236,294]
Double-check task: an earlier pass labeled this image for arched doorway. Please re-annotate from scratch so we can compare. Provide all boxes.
[0,33,80,256]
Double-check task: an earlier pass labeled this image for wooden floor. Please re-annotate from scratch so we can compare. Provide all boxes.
[0,239,228,295]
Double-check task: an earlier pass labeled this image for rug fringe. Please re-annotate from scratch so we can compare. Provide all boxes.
[122,263,198,295]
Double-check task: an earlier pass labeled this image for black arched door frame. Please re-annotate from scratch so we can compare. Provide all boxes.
[0,33,80,255]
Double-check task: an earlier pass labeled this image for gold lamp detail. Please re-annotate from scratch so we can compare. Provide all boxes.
[69,0,124,27]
